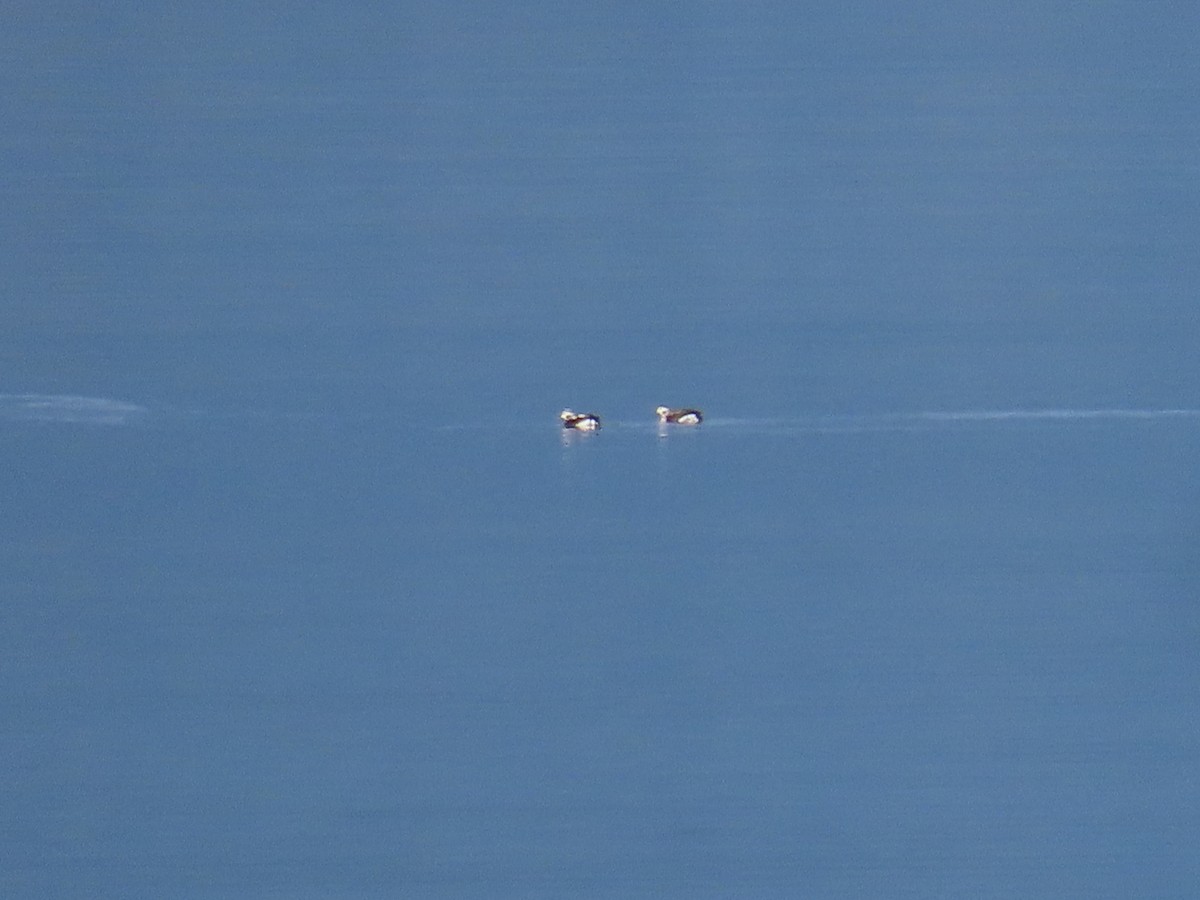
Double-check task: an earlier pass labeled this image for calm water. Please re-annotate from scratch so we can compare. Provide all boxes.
[4,3,1199,897]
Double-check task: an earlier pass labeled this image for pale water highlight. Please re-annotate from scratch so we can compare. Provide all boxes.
[0,394,149,425]
[699,408,1200,435]
[4,395,1198,435]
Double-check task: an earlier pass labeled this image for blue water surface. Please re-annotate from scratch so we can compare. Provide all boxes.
[3,3,1199,897]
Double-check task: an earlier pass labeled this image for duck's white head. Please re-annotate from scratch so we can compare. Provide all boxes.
[655,406,670,418]
[560,409,576,421]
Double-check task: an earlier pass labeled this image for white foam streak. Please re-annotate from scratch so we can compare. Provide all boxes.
[916,408,1200,422]
[0,394,149,425]
[699,408,1200,435]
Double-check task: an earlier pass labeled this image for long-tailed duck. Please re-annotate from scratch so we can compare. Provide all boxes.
[560,409,602,431]
[656,406,703,425]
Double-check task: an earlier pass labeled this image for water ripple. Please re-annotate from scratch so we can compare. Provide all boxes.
[0,394,149,425]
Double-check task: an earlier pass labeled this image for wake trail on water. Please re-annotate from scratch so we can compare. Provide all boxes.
[0,394,324,426]
[694,408,1200,435]
[0,394,151,425]
[3,394,1198,433]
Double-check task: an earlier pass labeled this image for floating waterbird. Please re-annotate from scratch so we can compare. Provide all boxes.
[655,406,703,425]
[560,409,602,431]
